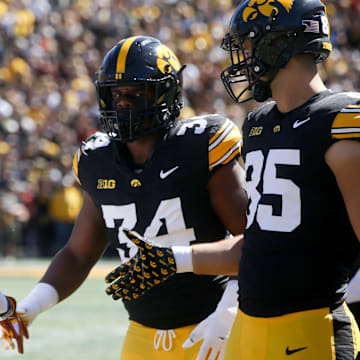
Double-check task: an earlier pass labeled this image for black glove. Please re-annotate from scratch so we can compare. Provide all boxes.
[105,229,177,301]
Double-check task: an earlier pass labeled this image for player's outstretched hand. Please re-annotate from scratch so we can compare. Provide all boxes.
[183,280,239,360]
[182,307,237,360]
[105,229,177,301]
[0,297,29,354]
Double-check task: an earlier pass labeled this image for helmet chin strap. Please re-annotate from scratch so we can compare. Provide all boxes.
[250,55,288,102]
[252,80,272,102]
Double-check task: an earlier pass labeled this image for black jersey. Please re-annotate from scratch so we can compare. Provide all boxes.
[240,91,360,317]
[73,114,242,328]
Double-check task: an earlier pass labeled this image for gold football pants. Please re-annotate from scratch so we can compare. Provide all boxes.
[224,303,360,360]
[120,321,200,360]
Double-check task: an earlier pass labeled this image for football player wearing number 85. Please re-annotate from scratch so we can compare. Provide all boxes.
[108,1,360,360]
[220,0,360,358]
[4,36,248,360]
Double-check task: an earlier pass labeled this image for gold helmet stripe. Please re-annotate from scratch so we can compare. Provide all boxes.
[116,36,140,78]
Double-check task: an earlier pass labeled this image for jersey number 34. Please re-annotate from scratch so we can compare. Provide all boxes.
[101,197,195,262]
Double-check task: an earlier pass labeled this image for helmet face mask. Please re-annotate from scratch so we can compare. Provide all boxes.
[221,0,332,104]
[221,30,267,103]
[96,36,184,142]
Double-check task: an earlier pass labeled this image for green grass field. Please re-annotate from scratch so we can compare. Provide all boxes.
[0,259,128,360]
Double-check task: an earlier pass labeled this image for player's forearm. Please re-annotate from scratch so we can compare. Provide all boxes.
[16,248,94,324]
[18,233,105,326]
[173,235,243,276]
[39,246,96,301]
[192,235,243,275]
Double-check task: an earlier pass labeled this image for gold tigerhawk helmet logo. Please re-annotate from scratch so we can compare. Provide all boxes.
[243,0,294,22]
[156,44,181,75]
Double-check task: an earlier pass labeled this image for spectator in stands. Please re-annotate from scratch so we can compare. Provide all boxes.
[0,0,359,257]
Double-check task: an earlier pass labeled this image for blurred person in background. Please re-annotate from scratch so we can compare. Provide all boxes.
[1,0,359,256]
[0,36,248,359]
[48,181,83,254]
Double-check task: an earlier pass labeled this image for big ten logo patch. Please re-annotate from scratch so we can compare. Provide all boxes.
[97,179,116,189]
[249,126,263,136]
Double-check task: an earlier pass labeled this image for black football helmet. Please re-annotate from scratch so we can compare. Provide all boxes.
[221,0,333,103]
[95,36,185,142]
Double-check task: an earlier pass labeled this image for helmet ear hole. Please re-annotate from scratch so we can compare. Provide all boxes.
[256,34,293,68]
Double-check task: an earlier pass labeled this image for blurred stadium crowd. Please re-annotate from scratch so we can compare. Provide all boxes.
[0,0,359,258]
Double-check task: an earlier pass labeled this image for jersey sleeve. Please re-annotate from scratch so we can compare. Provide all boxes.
[72,147,82,185]
[208,117,242,171]
[331,104,360,142]
[72,131,112,187]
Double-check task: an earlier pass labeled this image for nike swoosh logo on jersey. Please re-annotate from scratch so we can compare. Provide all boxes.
[160,166,179,179]
[293,117,311,128]
[285,346,307,355]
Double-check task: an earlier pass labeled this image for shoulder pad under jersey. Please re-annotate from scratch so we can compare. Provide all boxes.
[72,131,111,185]
[247,101,276,122]
[172,114,242,171]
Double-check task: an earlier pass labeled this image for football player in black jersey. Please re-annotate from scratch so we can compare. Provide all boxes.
[2,36,248,359]
[102,1,360,359]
